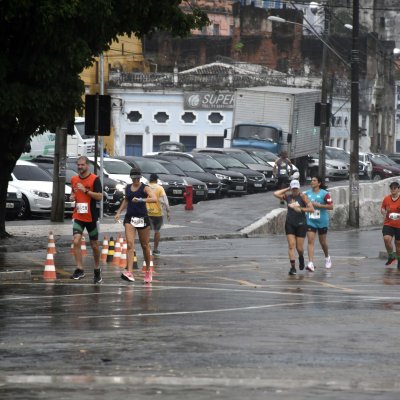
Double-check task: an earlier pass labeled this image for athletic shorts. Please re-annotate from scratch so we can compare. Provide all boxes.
[149,216,163,231]
[307,226,328,235]
[382,225,400,241]
[285,222,307,238]
[123,214,150,230]
[73,219,99,241]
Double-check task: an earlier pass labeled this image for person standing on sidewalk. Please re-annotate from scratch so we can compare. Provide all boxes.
[114,167,157,283]
[146,173,170,255]
[381,181,400,268]
[70,156,103,283]
[304,176,333,272]
[274,180,314,276]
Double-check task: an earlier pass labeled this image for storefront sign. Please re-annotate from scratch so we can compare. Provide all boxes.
[184,92,234,110]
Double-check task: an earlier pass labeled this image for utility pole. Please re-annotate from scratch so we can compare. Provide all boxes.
[51,126,67,222]
[349,0,360,227]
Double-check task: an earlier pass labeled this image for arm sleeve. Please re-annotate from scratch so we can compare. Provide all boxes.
[93,177,102,193]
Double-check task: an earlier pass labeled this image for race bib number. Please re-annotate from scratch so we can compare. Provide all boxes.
[309,210,321,219]
[131,217,145,227]
[279,169,288,175]
[76,203,88,214]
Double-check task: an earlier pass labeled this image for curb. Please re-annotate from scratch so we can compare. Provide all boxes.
[0,270,31,281]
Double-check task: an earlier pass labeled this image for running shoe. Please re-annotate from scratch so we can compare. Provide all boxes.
[299,255,305,270]
[288,266,296,276]
[325,256,332,269]
[71,268,85,280]
[121,270,135,282]
[385,255,396,266]
[306,262,315,272]
[94,268,103,284]
[153,249,161,256]
[144,270,153,283]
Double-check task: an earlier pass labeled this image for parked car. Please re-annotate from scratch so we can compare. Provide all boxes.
[307,147,349,180]
[155,159,208,202]
[149,154,222,199]
[10,160,74,219]
[115,156,188,204]
[30,156,125,213]
[363,153,400,181]
[6,184,23,220]
[198,153,267,193]
[154,152,247,196]
[387,153,400,165]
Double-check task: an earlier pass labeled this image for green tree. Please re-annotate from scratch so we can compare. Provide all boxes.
[0,0,208,238]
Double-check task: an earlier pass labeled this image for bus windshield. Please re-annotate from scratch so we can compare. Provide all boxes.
[233,124,280,142]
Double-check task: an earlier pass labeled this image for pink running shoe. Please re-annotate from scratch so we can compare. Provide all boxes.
[121,270,135,282]
[144,270,153,283]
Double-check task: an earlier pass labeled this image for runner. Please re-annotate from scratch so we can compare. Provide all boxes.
[304,176,333,271]
[274,179,314,276]
[381,181,400,268]
[273,151,293,205]
[114,167,157,283]
[70,156,103,283]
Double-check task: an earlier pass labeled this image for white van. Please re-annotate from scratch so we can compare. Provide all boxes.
[22,117,95,158]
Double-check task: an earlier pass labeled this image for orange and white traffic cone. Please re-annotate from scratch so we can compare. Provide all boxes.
[81,236,88,257]
[113,240,121,266]
[100,236,108,263]
[43,248,57,280]
[119,242,127,269]
[47,231,56,254]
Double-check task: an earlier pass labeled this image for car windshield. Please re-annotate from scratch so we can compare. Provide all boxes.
[326,148,350,162]
[379,155,398,166]
[195,157,226,170]
[13,165,52,181]
[371,155,392,166]
[251,150,278,163]
[231,152,259,165]
[168,159,205,172]
[46,168,76,184]
[103,160,132,174]
[214,156,247,168]
[134,159,170,174]
[160,162,186,176]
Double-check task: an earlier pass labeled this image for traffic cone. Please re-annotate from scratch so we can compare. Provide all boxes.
[119,242,127,268]
[133,249,138,270]
[47,231,56,254]
[70,238,75,255]
[106,237,114,263]
[81,236,87,257]
[113,240,121,266]
[100,236,108,263]
[43,248,57,280]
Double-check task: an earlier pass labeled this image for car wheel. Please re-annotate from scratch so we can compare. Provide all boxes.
[372,174,382,181]
[18,195,31,219]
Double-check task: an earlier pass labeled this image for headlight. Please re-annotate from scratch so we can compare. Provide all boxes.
[116,183,125,192]
[383,169,393,174]
[215,173,230,180]
[243,176,247,182]
[31,190,51,198]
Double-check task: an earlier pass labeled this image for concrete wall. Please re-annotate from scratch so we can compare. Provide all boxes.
[241,177,395,235]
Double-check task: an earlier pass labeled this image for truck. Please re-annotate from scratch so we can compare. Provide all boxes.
[226,86,321,181]
[22,117,95,158]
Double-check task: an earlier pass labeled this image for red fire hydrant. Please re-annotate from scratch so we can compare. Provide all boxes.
[184,185,194,210]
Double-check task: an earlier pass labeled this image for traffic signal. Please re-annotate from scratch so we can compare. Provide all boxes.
[85,94,111,136]
[314,102,331,127]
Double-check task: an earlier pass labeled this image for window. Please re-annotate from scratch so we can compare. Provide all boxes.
[207,136,224,148]
[179,136,197,152]
[127,111,142,122]
[153,135,170,152]
[181,112,197,124]
[380,17,385,28]
[213,24,220,36]
[154,111,170,123]
[125,135,143,156]
[208,112,224,124]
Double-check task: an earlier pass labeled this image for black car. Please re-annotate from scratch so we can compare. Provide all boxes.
[115,156,188,204]
[155,159,208,203]
[193,152,266,193]
[30,156,125,213]
[6,184,23,220]
[162,152,247,196]
[149,154,222,199]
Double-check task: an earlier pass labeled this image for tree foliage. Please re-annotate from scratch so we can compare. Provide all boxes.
[0,0,209,238]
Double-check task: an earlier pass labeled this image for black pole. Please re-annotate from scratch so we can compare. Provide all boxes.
[94,94,99,174]
[349,0,360,227]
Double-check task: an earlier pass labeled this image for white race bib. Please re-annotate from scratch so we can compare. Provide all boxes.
[131,217,145,227]
[76,203,88,214]
[309,210,321,219]
[279,169,288,175]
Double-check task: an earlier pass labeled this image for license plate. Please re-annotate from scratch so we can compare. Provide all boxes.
[6,203,14,208]
[254,183,262,187]
[172,189,183,195]
[208,189,216,194]
[236,186,244,191]
[196,190,205,195]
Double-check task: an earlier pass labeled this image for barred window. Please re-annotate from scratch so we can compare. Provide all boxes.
[127,111,142,122]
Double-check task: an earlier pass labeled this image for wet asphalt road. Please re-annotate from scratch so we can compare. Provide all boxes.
[1,229,400,399]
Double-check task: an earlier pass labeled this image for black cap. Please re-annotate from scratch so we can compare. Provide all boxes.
[390,181,400,188]
[149,173,159,182]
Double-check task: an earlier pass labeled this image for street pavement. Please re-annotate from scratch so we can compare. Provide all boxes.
[2,190,399,399]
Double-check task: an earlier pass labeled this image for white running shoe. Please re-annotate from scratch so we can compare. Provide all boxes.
[306,262,315,272]
[325,256,332,269]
